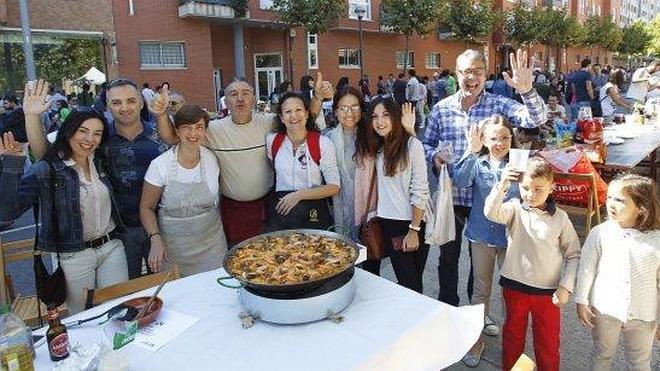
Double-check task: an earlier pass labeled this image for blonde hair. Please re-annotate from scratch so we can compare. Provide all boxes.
[525,157,554,182]
[611,174,660,231]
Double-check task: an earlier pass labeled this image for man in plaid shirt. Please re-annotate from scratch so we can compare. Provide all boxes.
[422,49,546,312]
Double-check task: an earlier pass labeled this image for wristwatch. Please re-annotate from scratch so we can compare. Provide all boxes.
[408,224,421,232]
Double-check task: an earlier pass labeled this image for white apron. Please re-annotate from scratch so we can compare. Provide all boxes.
[159,147,227,277]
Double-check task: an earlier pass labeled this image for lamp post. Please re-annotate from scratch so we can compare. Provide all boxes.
[354,5,366,83]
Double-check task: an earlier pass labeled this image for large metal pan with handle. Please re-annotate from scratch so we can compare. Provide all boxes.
[217,229,360,298]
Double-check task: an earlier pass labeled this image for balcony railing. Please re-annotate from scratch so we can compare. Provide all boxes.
[178,0,236,19]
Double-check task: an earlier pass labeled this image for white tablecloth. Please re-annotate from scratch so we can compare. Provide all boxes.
[34,269,483,371]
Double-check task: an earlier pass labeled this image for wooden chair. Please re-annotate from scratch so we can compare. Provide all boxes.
[0,237,68,327]
[553,171,602,235]
[84,265,180,310]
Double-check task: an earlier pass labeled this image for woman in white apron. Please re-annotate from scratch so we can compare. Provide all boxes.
[140,105,227,277]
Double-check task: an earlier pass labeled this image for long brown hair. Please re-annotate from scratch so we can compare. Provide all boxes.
[366,97,411,176]
[612,174,660,232]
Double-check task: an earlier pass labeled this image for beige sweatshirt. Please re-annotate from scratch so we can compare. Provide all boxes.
[484,182,581,292]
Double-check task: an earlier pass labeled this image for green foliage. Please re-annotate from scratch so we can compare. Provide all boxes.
[380,0,440,38]
[270,0,345,34]
[505,3,542,46]
[437,0,500,43]
[0,38,102,92]
[646,15,660,56]
[584,15,622,50]
[380,0,441,71]
[537,7,583,48]
[228,0,248,18]
[618,21,651,55]
[564,15,587,47]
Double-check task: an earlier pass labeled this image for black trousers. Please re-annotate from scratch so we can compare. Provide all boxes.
[380,218,429,294]
[437,205,473,306]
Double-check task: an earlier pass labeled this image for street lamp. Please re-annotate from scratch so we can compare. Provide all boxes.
[354,4,366,84]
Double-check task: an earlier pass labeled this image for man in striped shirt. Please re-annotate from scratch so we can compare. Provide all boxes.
[422,49,546,310]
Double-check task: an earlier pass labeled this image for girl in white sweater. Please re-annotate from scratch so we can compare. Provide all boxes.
[574,174,660,371]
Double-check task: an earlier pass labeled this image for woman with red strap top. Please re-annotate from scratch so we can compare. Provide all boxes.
[265,92,340,231]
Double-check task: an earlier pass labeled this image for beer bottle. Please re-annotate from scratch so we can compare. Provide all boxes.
[46,306,69,362]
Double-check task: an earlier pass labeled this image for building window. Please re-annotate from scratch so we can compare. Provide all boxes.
[425,53,441,69]
[308,33,319,69]
[128,0,134,16]
[259,0,273,9]
[139,42,186,69]
[594,56,599,64]
[396,51,414,69]
[338,48,360,68]
[575,54,581,63]
[604,56,608,65]
[348,0,371,20]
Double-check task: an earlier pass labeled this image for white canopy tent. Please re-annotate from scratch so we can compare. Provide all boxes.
[76,67,106,85]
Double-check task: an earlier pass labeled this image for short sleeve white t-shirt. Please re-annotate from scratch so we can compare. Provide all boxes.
[144,146,220,206]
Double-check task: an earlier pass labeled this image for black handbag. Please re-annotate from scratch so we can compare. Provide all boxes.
[266,191,332,231]
[34,160,66,309]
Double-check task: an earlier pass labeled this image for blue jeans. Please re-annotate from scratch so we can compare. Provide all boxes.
[121,226,151,279]
[570,101,591,121]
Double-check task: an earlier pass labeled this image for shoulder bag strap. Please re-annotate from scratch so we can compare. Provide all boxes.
[46,160,60,258]
[362,164,377,224]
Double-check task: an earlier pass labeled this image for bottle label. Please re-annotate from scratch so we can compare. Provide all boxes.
[49,333,69,358]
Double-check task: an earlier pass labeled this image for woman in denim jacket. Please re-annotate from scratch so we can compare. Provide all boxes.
[0,107,128,313]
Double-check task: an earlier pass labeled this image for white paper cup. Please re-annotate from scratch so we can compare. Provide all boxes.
[509,148,530,172]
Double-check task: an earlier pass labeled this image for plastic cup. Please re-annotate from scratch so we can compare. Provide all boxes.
[509,149,530,172]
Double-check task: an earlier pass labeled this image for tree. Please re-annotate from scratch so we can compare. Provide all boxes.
[645,15,660,56]
[0,38,102,92]
[537,7,584,70]
[618,21,651,56]
[437,0,500,45]
[584,15,622,53]
[380,0,440,72]
[598,17,623,51]
[270,0,345,35]
[505,3,543,47]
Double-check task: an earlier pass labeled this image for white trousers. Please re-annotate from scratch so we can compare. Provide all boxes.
[590,310,657,371]
[58,239,128,314]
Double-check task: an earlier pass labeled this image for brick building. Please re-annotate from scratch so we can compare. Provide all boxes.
[111,0,621,110]
[0,0,118,89]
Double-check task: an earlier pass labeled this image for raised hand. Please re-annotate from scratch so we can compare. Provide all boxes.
[314,71,334,100]
[23,79,50,116]
[0,132,24,156]
[401,102,416,135]
[503,49,534,94]
[149,85,170,117]
[466,123,484,154]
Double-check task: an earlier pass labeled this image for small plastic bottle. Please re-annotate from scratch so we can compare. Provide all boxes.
[0,304,35,371]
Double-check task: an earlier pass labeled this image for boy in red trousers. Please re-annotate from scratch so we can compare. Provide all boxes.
[484,157,581,371]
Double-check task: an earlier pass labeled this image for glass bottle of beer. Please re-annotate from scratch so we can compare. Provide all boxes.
[46,306,69,362]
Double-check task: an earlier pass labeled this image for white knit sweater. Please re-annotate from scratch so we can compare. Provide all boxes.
[574,220,660,323]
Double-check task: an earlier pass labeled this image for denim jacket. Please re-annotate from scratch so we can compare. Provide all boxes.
[453,152,519,247]
[0,154,123,253]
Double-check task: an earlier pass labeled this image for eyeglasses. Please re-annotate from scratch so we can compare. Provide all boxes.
[457,68,486,77]
[338,105,361,113]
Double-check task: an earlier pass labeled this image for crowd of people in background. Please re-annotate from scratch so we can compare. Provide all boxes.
[0,49,658,371]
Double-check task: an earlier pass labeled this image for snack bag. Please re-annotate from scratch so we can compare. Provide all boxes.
[554,119,576,148]
[539,147,608,206]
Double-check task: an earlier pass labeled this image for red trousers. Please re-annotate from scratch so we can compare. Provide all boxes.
[502,287,560,371]
[221,195,268,245]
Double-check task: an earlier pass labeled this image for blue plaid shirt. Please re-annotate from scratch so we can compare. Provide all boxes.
[422,90,546,206]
